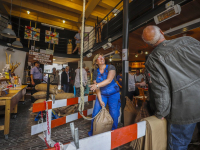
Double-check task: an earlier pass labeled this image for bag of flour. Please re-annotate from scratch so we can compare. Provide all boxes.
[35,83,58,94]
[54,93,74,100]
[93,107,113,135]
[32,91,46,99]
[124,96,138,126]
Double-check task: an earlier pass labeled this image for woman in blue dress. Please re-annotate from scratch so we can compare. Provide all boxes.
[88,54,121,136]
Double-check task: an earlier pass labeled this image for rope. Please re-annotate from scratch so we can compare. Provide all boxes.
[78,0,103,121]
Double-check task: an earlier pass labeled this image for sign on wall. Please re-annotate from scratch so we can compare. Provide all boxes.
[45,30,59,44]
[24,26,40,41]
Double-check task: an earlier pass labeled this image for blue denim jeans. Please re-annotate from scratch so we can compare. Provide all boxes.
[167,122,196,150]
[63,84,69,93]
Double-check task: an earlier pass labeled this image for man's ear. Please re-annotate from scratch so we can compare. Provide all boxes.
[160,30,164,36]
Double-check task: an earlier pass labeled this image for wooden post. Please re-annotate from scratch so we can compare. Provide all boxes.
[4,99,11,135]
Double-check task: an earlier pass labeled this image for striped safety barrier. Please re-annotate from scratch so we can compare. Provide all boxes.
[31,95,96,136]
[45,121,146,150]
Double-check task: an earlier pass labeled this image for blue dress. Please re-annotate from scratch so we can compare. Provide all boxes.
[88,65,121,136]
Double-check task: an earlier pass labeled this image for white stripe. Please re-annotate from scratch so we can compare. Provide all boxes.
[137,121,146,138]
[52,99,67,109]
[78,96,88,103]
[68,131,111,150]
[87,108,93,115]
[66,113,78,123]
[31,122,47,135]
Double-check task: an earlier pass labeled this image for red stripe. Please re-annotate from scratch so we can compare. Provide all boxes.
[67,97,79,106]
[88,95,96,101]
[111,123,138,149]
[78,110,87,119]
[51,117,66,128]
[32,101,52,113]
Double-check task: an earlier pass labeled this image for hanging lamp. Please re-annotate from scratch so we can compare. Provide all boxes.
[1,0,16,38]
[12,0,23,48]
[112,50,121,61]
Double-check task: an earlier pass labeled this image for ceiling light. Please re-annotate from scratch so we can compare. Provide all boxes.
[114,13,117,16]
[53,59,56,60]
[112,50,121,61]
[63,20,65,23]
[145,51,148,55]
[86,53,92,58]
[27,11,30,14]
[1,23,16,38]
[12,38,23,48]
[12,0,23,48]
[109,58,112,62]
[182,27,187,32]
[135,54,138,57]
[1,0,16,39]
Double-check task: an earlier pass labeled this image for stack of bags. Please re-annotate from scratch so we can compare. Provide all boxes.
[32,83,58,103]
[31,84,75,117]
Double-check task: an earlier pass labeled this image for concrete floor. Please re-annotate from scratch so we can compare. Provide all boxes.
[0,100,200,150]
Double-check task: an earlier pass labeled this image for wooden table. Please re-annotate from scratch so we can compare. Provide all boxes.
[0,85,27,139]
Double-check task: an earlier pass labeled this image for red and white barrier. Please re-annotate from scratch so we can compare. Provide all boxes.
[45,121,146,150]
[31,95,96,136]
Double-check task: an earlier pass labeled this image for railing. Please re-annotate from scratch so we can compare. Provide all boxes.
[83,0,123,53]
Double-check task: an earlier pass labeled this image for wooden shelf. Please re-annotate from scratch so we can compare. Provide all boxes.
[0,78,10,83]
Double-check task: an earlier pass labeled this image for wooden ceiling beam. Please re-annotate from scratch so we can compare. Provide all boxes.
[2,0,79,23]
[3,4,79,31]
[79,0,101,22]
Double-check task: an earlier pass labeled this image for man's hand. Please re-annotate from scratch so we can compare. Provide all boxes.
[32,81,35,86]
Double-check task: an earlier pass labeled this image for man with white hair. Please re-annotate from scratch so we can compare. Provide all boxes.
[142,25,200,150]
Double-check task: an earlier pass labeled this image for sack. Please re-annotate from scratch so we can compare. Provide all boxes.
[35,83,58,94]
[34,99,46,103]
[93,107,113,135]
[124,97,138,126]
[134,87,140,96]
[32,91,46,99]
[135,102,150,123]
[57,89,65,94]
[54,93,74,100]
[54,104,78,117]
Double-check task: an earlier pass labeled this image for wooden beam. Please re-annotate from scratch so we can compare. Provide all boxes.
[98,0,121,10]
[0,125,4,131]
[2,0,79,23]
[3,4,79,31]
[79,0,101,22]
[0,101,6,106]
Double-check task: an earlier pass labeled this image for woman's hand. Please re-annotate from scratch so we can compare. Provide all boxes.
[89,84,97,91]
[99,101,105,107]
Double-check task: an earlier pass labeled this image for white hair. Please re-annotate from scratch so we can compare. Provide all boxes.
[142,26,163,46]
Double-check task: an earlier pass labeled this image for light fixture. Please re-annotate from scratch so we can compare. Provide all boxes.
[114,13,117,16]
[53,59,56,60]
[1,0,16,38]
[135,54,138,57]
[41,23,64,30]
[86,52,92,58]
[109,55,112,62]
[154,2,181,24]
[102,42,112,50]
[145,51,148,55]
[27,11,30,14]
[12,0,23,48]
[112,50,121,61]
[63,20,65,23]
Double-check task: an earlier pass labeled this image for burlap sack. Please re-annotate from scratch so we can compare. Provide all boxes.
[135,102,150,123]
[57,89,65,94]
[35,83,58,94]
[93,107,113,135]
[32,91,46,99]
[124,96,138,126]
[54,93,74,100]
[53,104,78,117]
[34,99,46,103]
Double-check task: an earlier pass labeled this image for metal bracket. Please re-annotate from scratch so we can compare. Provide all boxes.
[70,122,79,149]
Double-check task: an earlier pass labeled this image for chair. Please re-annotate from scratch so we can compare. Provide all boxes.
[134,88,147,107]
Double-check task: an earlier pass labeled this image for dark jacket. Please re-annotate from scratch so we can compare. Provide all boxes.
[145,36,200,124]
[61,71,71,86]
